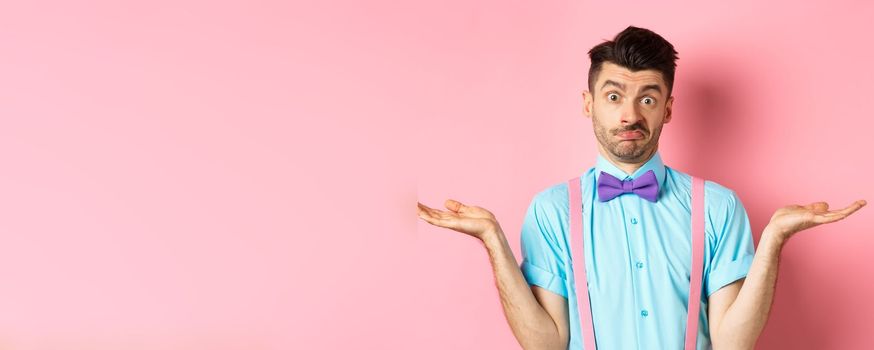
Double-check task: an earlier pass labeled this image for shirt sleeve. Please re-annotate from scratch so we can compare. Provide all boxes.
[519,188,569,299]
[705,189,756,297]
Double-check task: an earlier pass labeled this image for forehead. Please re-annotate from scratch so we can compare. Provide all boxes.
[595,62,667,92]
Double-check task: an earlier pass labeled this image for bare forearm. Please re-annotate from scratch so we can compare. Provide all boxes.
[713,226,786,349]
[481,228,565,350]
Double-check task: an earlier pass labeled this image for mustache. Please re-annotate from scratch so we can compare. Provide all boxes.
[614,125,647,135]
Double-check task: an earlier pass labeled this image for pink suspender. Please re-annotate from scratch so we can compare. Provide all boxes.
[686,176,705,350]
[568,176,597,348]
[568,175,705,350]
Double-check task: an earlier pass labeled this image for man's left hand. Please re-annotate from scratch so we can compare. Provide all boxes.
[767,199,866,242]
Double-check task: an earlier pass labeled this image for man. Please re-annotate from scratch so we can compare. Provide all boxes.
[416,26,866,349]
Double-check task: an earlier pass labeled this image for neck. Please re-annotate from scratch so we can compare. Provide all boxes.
[597,144,658,176]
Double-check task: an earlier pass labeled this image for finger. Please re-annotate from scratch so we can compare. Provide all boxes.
[417,204,454,225]
[418,201,433,212]
[421,205,448,219]
[419,211,451,228]
[428,204,464,222]
[828,200,867,217]
[417,202,435,217]
[813,213,846,224]
[417,202,445,220]
[813,201,867,224]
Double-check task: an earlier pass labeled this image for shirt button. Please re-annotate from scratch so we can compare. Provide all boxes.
[636,262,644,269]
[641,310,649,317]
[630,218,638,224]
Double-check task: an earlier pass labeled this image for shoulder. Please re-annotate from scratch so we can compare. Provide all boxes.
[666,167,748,241]
[665,166,741,210]
[532,181,568,207]
[528,167,596,213]
[523,182,569,230]
[705,179,741,210]
[523,169,595,237]
[520,182,567,246]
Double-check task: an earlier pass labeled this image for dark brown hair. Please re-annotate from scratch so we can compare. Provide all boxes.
[588,26,679,96]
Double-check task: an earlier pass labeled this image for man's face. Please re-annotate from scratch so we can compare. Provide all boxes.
[583,62,674,163]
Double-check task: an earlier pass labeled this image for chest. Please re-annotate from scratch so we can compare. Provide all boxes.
[584,193,699,293]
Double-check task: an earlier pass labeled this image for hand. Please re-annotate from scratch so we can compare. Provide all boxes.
[416,199,501,241]
[767,199,866,241]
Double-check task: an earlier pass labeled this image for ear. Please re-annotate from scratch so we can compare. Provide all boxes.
[663,95,674,124]
[582,90,593,119]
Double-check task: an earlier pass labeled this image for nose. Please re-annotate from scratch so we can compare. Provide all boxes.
[620,100,643,127]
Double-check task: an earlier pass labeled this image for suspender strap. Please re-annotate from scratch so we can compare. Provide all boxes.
[567,175,706,350]
[685,176,706,349]
[568,176,596,349]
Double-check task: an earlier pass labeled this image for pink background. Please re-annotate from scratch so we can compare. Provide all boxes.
[0,1,871,349]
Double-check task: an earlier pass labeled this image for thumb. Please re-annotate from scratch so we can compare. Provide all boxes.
[805,202,829,212]
[445,199,466,213]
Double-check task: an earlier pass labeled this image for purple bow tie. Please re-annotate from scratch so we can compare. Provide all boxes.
[597,169,659,202]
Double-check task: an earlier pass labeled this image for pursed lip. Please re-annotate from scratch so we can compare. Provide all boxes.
[616,130,644,140]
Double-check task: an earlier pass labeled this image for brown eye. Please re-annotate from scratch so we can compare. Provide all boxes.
[641,97,655,105]
[608,93,620,102]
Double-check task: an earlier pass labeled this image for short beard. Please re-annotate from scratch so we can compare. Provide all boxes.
[593,115,662,162]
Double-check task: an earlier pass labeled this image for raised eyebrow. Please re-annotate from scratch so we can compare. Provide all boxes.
[600,80,625,91]
[600,80,663,95]
[640,84,663,95]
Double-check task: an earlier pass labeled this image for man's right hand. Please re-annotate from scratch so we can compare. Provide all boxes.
[417,199,570,349]
[416,199,501,241]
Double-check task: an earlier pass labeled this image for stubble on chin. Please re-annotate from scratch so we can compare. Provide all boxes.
[594,120,660,163]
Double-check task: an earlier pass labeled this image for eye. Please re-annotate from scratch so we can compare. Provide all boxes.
[641,96,656,105]
[607,93,620,102]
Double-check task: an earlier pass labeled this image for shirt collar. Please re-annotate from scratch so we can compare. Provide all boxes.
[594,150,667,190]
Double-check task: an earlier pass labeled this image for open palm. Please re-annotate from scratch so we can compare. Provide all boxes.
[416,199,501,240]
[769,200,866,239]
